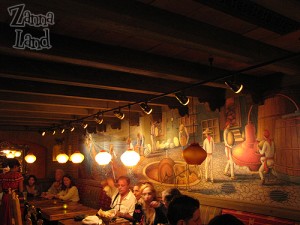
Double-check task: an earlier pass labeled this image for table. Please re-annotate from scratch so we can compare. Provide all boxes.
[41,204,97,221]
[58,217,131,225]
[27,198,70,209]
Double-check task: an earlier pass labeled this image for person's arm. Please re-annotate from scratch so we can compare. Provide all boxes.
[18,176,24,192]
[57,186,79,201]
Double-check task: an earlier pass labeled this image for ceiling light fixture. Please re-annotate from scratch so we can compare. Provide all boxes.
[94,113,104,124]
[121,106,140,167]
[114,109,125,120]
[225,81,243,94]
[56,153,69,163]
[139,102,152,114]
[95,149,112,165]
[25,153,36,163]
[175,92,189,105]
[70,151,85,163]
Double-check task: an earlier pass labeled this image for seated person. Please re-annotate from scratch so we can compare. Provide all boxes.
[99,176,136,221]
[42,169,64,199]
[208,214,244,225]
[55,174,79,202]
[167,195,201,225]
[102,177,118,198]
[25,175,41,198]
[133,182,168,225]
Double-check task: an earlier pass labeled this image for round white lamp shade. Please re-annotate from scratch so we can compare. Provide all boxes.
[14,151,22,157]
[121,149,140,167]
[70,151,84,163]
[56,153,69,163]
[95,150,112,165]
[25,153,36,163]
[6,151,15,158]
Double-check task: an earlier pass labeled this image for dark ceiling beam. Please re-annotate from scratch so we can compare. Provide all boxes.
[0,90,158,112]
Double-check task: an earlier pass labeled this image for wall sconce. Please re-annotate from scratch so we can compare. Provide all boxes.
[140,102,152,114]
[95,150,112,165]
[6,151,15,158]
[14,151,22,157]
[25,153,36,163]
[70,151,84,163]
[56,153,69,163]
[114,110,125,120]
[175,92,189,105]
[225,81,243,93]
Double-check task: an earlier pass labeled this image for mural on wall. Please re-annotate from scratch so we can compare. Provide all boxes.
[80,95,300,211]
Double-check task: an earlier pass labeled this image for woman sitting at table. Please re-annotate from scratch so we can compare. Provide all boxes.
[55,174,79,202]
[133,182,168,225]
[25,175,41,198]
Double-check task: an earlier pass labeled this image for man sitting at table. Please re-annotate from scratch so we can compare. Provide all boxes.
[41,169,64,199]
[99,176,136,221]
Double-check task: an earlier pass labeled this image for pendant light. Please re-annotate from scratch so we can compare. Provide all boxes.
[25,153,36,163]
[56,153,69,163]
[70,151,85,163]
[95,149,112,165]
[14,151,22,157]
[121,106,140,167]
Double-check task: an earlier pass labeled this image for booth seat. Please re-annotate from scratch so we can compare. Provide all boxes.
[75,179,111,210]
[222,209,297,225]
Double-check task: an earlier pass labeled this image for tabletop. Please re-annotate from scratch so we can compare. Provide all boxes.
[41,203,97,221]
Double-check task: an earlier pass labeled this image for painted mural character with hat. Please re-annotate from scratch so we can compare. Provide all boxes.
[203,128,215,182]
[223,121,235,180]
[258,129,275,185]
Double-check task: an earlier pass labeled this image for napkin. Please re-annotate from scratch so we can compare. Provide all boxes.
[82,215,102,225]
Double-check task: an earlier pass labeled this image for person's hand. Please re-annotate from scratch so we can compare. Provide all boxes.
[150,201,161,208]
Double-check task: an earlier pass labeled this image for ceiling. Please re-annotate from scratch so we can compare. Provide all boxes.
[0,0,299,133]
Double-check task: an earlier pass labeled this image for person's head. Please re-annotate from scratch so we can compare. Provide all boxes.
[140,182,156,204]
[55,169,64,182]
[26,175,37,186]
[116,176,130,196]
[162,188,181,208]
[8,158,21,170]
[207,214,244,225]
[61,174,75,190]
[133,182,143,200]
[167,195,201,225]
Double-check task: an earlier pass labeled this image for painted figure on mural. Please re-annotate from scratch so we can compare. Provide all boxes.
[135,132,145,156]
[258,129,275,185]
[223,121,235,180]
[179,124,189,149]
[150,121,157,152]
[203,128,214,183]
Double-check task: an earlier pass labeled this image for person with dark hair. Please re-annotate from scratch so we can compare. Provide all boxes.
[55,174,79,202]
[167,195,201,225]
[161,188,181,208]
[0,158,24,225]
[208,214,244,225]
[109,176,136,220]
[25,175,41,198]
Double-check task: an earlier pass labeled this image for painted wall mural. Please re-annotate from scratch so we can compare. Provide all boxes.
[80,95,300,212]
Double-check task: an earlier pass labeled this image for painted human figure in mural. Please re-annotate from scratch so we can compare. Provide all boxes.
[150,121,157,152]
[258,129,275,185]
[223,121,235,180]
[203,128,214,183]
[179,124,189,150]
[135,132,145,156]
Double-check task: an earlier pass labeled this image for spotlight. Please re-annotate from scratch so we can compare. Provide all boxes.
[140,102,152,114]
[42,131,46,136]
[70,126,75,132]
[225,81,243,93]
[52,130,56,135]
[81,122,88,129]
[114,110,125,120]
[94,114,104,124]
[61,128,65,134]
[175,92,189,105]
